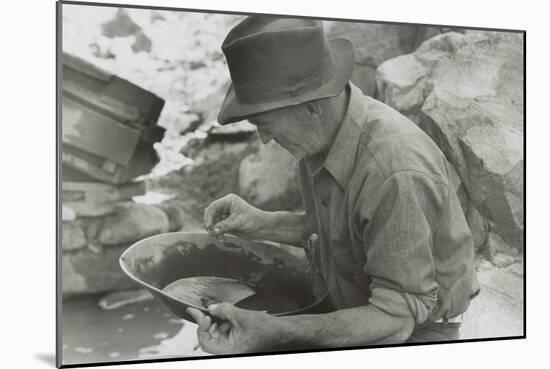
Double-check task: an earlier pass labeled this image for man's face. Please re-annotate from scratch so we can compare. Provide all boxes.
[248,104,325,160]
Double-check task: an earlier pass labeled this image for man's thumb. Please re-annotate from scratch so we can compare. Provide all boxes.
[208,303,238,323]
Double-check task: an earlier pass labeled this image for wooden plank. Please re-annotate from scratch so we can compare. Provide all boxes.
[62,97,140,165]
[62,52,165,129]
[63,52,112,82]
[63,80,142,126]
[62,150,118,183]
[104,77,165,125]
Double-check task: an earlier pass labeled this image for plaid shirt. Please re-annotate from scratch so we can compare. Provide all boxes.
[298,83,480,326]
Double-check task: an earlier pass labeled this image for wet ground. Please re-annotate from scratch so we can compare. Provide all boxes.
[61,293,209,366]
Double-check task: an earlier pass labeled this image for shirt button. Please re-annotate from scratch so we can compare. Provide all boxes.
[321,198,328,207]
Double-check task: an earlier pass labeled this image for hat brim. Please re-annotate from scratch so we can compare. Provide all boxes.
[217,37,355,125]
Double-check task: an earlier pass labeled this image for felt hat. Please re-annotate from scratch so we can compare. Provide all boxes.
[217,16,354,124]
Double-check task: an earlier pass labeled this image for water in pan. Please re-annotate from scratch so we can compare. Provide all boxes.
[159,241,312,313]
[161,275,303,313]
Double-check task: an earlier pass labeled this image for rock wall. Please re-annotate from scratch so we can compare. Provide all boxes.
[376,31,524,253]
[62,200,191,296]
[327,21,455,96]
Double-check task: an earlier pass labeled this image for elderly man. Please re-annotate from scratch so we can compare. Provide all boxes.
[187,16,480,354]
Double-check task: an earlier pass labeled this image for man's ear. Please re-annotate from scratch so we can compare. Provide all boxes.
[305,101,322,117]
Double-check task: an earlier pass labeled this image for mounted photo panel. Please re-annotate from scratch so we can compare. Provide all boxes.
[56,1,525,367]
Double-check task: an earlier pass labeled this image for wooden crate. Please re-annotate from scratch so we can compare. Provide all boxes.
[61,52,165,184]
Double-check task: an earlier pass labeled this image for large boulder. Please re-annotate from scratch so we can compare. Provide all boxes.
[62,220,88,251]
[62,245,138,296]
[376,31,524,251]
[97,203,171,246]
[238,141,302,211]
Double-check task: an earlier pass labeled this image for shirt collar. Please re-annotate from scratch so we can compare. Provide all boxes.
[321,82,367,189]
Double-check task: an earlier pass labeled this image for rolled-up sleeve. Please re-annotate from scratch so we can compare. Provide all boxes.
[358,171,447,325]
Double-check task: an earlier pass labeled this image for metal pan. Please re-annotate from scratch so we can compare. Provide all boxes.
[119,232,329,322]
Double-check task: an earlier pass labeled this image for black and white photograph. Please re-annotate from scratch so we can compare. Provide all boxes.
[56,1,524,367]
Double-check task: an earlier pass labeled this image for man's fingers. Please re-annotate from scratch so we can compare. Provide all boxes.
[208,322,221,339]
[204,196,233,229]
[186,307,203,323]
[208,322,218,333]
[186,307,212,331]
[218,321,232,333]
[213,214,243,234]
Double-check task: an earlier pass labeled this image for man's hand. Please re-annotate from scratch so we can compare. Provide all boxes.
[203,194,267,239]
[186,303,284,354]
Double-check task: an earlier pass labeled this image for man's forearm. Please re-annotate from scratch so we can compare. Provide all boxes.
[273,305,415,348]
[255,211,308,248]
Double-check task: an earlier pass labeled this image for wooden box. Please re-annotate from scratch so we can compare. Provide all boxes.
[61,52,165,184]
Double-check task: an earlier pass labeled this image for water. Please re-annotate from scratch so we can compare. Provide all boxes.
[61,294,203,365]
[161,276,301,313]
[149,241,317,314]
[236,286,301,314]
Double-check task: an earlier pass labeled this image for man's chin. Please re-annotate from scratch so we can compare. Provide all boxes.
[285,149,305,161]
[272,141,304,160]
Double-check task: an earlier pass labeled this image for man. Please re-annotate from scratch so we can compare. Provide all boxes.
[187,16,480,354]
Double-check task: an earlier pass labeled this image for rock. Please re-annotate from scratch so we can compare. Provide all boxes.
[238,141,302,211]
[62,221,87,251]
[491,253,516,268]
[485,231,519,259]
[156,200,203,232]
[174,145,258,218]
[62,245,138,296]
[505,262,523,277]
[459,124,523,249]
[348,64,378,97]
[131,31,152,53]
[83,217,103,244]
[157,100,200,135]
[376,31,524,250]
[102,9,142,38]
[62,205,77,222]
[465,204,489,253]
[327,22,450,96]
[98,203,170,246]
[328,22,418,66]
[63,201,119,217]
[87,242,103,254]
[474,254,493,272]
[446,161,488,252]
